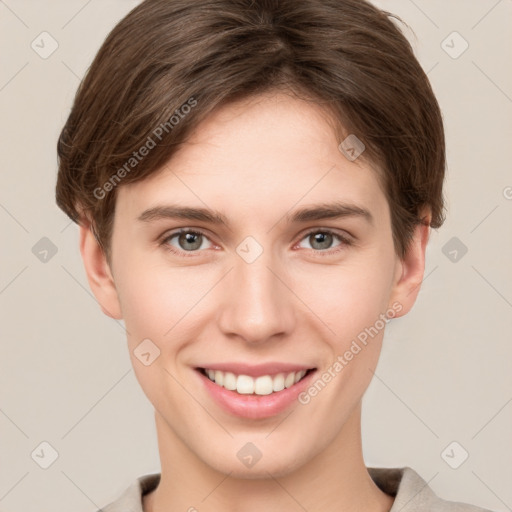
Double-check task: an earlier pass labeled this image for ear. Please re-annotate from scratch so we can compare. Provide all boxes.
[79,222,123,320]
[388,209,432,318]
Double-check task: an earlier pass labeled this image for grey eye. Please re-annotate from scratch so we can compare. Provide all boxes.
[177,232,204,251]
[308,232,334,250]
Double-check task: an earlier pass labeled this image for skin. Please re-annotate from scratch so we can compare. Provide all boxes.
[80,91,431,512]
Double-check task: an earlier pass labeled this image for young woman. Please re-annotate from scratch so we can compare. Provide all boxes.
[55,1,494,510]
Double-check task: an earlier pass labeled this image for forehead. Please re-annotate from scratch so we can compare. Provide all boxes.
[115,92,389,227]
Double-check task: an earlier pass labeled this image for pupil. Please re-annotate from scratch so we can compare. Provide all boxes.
[312,232,332,250]
[180,232,201,251]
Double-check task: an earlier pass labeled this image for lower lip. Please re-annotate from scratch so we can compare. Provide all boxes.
[195,368,317,419]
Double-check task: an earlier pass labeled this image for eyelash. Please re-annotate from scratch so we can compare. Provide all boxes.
[159,228,353,258]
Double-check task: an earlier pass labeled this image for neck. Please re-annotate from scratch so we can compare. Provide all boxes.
[143,402,394,512]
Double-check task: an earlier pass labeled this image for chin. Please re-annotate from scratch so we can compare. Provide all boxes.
[202,444,308,480]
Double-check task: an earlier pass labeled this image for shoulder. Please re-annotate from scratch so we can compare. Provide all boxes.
[96,473,161,512]
[95,468,495,512]
[368,466,495,512]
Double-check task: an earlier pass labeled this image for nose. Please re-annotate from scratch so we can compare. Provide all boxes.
[216,249,296,345]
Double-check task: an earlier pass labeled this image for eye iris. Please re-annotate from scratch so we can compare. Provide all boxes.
[310,232,333,250]
[173,232,338,252]
[179,232,202,251]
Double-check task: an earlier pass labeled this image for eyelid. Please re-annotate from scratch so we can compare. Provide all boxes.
[293,227,354,253]
[159,227,217,257]
[159,226,354,257]
[297,226,353,242]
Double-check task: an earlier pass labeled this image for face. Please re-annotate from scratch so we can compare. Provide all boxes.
[82,91,426,478]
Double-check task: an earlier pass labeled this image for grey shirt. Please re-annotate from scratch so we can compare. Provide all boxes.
[100,466,493,511]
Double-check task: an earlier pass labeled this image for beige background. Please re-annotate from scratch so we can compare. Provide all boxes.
[1,1,511,511]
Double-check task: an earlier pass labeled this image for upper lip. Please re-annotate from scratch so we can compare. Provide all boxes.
[196,362,316,377]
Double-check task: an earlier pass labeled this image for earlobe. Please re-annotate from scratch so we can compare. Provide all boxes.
[79,223,123,320]
[388,217,431,318]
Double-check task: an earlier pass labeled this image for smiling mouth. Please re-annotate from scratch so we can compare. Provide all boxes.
[197,367,316,396]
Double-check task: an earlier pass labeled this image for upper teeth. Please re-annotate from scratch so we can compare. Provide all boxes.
[205,369,308,395]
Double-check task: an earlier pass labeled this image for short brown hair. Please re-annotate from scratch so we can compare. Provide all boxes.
[56,0,446,264]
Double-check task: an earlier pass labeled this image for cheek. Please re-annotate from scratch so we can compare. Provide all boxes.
[293,260,394,432]
[114,233,396,348]
[289,253,395,340]
[114,258,218,348]
[114,262,206,407]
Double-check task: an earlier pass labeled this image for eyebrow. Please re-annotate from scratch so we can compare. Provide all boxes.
[137,201,373,227]
[285,201,373,225]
